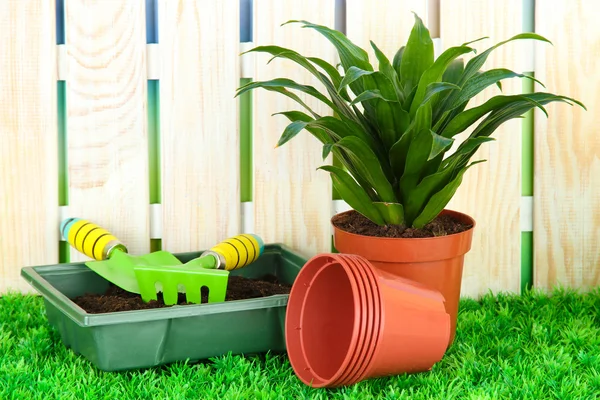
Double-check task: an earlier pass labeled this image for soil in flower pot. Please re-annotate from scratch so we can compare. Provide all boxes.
[73,275,292,314]
[332,210,473,238]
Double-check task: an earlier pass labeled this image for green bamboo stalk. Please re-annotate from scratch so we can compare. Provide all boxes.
[521,0,535,292]
[58,81,69,263]
[148,80,162,252]
[240,77,253,202]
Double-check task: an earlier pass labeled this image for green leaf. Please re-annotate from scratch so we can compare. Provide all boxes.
[376,102,410,151]
[401,161,457,226]
[276,120,309,147]
[283,19,373,95]
[432,33,554,127]
[348,58,409,149]
[441,137,496,170]
[322,143,334,159]
[374,100,397,150]
[459,33,552,85]
[421,82,461,108]
[470,108,528,140]
[284,20,373,72]
[400,13,434,96]
[389,124,413,182]
[392,46,405,80]
[372,72,402,102]
[318,165,386,225]
[352,103,379,136]
[349,89,397,106]
[403,84,419,112]
[525,91,586,110]
[392,105,411,136]
[409,45,475,116]
[429,130,454,160]
[370,40,404,103]
[304,115,393,185]
[436,87,578,137]
[308,56,351,101]
[373,202,405,226]
[333,136,398,203]
[273,111,330,145]
[412,160,486,228]
[242,45,322,78]
[338,66,377,92]
[414,100,433,132]
[242,45,361,123]
[389,102,432,179]
[396,101,444,220]
[465,92,587,148]
[330,149,379,201]
[440,94,547,138]
[461,36,489,46]
[305,116,386,165]
[420,152,445,179]
[452,136,496,156]
[236,79,322,118]
[444,68,546,112]
[274,110,314,123]
[398,127,438,220]
[340,67,401,113]
[442,59,464,85]
[236,78,336,110]
[402,129,431,178]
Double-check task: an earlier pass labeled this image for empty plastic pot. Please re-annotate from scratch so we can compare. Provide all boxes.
[285,253,451,388]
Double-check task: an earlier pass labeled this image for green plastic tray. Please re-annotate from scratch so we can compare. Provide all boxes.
[20,243,306,372]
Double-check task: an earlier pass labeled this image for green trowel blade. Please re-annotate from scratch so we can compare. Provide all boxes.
[85,250,183,294]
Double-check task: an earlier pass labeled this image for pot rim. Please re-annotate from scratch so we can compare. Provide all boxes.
[331,209,476,242]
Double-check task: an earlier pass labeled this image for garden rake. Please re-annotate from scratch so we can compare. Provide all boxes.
[60,218,264,305]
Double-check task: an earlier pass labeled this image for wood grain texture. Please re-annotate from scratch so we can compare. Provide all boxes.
[66,0,149,260]
[251,0,336,258]
[158,0,240,252]
[346,0,428,60]
[534,1,600,290]
[440,0,523,297]
[0,0,58,293]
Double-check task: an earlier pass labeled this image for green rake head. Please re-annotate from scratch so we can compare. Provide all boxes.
[134,257,230,305]
[133,233,265,305]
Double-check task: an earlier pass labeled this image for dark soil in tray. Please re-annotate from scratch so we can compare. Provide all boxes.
[332,210,473,238]
[73,275,292,314]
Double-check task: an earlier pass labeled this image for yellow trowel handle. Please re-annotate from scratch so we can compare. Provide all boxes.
[60,218,128,261]
[202,233,265,271]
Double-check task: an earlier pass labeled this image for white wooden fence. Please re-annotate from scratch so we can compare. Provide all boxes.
[1,0,598,297]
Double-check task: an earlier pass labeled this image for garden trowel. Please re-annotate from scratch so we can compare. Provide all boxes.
[60,218,264,305]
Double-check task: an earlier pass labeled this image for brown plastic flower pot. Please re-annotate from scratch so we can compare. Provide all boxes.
[285,253,450,388]
[331,209,475,348]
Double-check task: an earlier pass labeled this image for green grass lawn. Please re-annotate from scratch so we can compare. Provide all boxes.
[1,288,600,399]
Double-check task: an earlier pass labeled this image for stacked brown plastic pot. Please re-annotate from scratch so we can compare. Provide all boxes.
[284,209,475,388]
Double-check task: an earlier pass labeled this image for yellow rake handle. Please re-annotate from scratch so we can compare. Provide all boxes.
[60,218,127,261]
[207,234,264,271]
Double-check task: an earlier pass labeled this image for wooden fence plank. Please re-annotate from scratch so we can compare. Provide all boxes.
[251,0,335,257]
[158,0,240,252]
[534,1,600,290]
[0,0,58,293]
[65,0,149,260]
[440,0,523,297]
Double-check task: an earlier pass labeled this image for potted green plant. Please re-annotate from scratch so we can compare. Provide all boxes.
[236,14,585,346]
